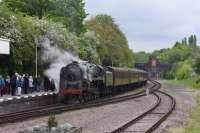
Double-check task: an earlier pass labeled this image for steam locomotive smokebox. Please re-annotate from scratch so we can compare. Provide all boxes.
[0,94,57,115]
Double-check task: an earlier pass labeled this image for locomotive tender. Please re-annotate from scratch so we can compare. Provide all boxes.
[59,61,148,102]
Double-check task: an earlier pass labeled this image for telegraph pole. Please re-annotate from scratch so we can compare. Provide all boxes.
[35,42,38,78]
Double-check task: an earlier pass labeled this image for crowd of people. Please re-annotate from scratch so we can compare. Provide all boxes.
[0,73,56,97]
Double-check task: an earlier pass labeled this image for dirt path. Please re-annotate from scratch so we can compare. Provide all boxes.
[154,80,196,133]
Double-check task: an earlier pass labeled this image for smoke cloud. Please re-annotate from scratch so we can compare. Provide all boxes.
[40,38,81,91]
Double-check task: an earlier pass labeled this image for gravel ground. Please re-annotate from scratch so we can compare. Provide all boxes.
[0,86,157,133]
[154,80,196,133]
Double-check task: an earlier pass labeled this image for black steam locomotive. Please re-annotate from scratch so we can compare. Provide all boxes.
[59,61,148,102]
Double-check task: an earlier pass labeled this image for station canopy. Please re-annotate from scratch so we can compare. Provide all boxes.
[0,38,10,55]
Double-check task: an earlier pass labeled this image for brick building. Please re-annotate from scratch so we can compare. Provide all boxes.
[135,57,169,79]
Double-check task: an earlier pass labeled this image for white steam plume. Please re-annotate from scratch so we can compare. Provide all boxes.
[41,38,81,91]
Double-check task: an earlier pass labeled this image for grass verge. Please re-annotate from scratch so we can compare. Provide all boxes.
[169,79,194,88]
[168,80,200,133]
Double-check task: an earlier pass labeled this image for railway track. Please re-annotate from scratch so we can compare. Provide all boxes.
[0,81,159,125]
[109,81,176,133]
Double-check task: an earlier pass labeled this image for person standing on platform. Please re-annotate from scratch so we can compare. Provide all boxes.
[23,74,29,94]
[16,75,22,95]
[5,76,10,94]
[37,75,42,92]
[44,76,50,92]
[29,76,34,93]
[0,75,5,97]
[10,73,17,96]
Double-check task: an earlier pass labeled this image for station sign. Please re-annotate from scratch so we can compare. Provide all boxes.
[0,38,10,55]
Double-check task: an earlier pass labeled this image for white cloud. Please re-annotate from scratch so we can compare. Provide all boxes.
[85,0,200,52]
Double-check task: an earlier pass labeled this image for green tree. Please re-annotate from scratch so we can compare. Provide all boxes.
[134,52,150,63]
[181,37,187,45]
[194,56,200,74]
[0,7,37,74]
[2,0,87,35]
[175,60,193,79]
[85,14,134,67]
[48,0,87,35]
[189,34,197,49]
[2,0,53,19]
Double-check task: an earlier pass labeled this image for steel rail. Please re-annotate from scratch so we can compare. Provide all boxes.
[109,81,176,133]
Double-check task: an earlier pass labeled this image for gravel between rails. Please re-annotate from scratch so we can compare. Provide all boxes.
[154,80,196,133]
[1,96,157,133]
[0,84,157,133]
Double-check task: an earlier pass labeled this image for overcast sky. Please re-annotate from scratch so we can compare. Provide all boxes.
[85,0,200,52]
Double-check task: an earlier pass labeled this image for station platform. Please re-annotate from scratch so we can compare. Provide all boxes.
[0,91,58,103]
[0,91,58,114]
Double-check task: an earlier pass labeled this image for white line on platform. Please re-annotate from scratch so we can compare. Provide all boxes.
[24,96,29,98]
[7,98,13,100]
[16,97,21,99]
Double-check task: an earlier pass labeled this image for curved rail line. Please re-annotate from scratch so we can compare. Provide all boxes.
[109,81,176,133]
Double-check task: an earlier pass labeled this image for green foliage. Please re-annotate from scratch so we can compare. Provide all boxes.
[47,115,58,131]
[151,40,193,79]
[170,79,194,88]
[77,32,100,63]
[2,0,87,35]
[2,0,54,19]
[188,34,197,49]
[0,4,135,75]
[0,6,38,74]
[174,60,193,80]
[193,56,200,74]
[48,0,87,35]
[134,52,150,63]
[85,14,134,67]
[185,94,200,133]
[0,6,85,74]
[153,44,192,64]
[192,76,200,88]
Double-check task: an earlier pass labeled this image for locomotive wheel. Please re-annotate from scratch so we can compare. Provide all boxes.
[90,94,96,100]
[78,95,84,103]
[85,95,89,102]
[82,95,86,102]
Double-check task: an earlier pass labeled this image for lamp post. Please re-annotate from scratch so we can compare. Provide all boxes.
[35,42,38,78]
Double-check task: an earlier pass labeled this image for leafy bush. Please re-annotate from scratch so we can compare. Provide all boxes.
[193,76,200,88]
[47,115,58,131]
[176,60,193,80]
